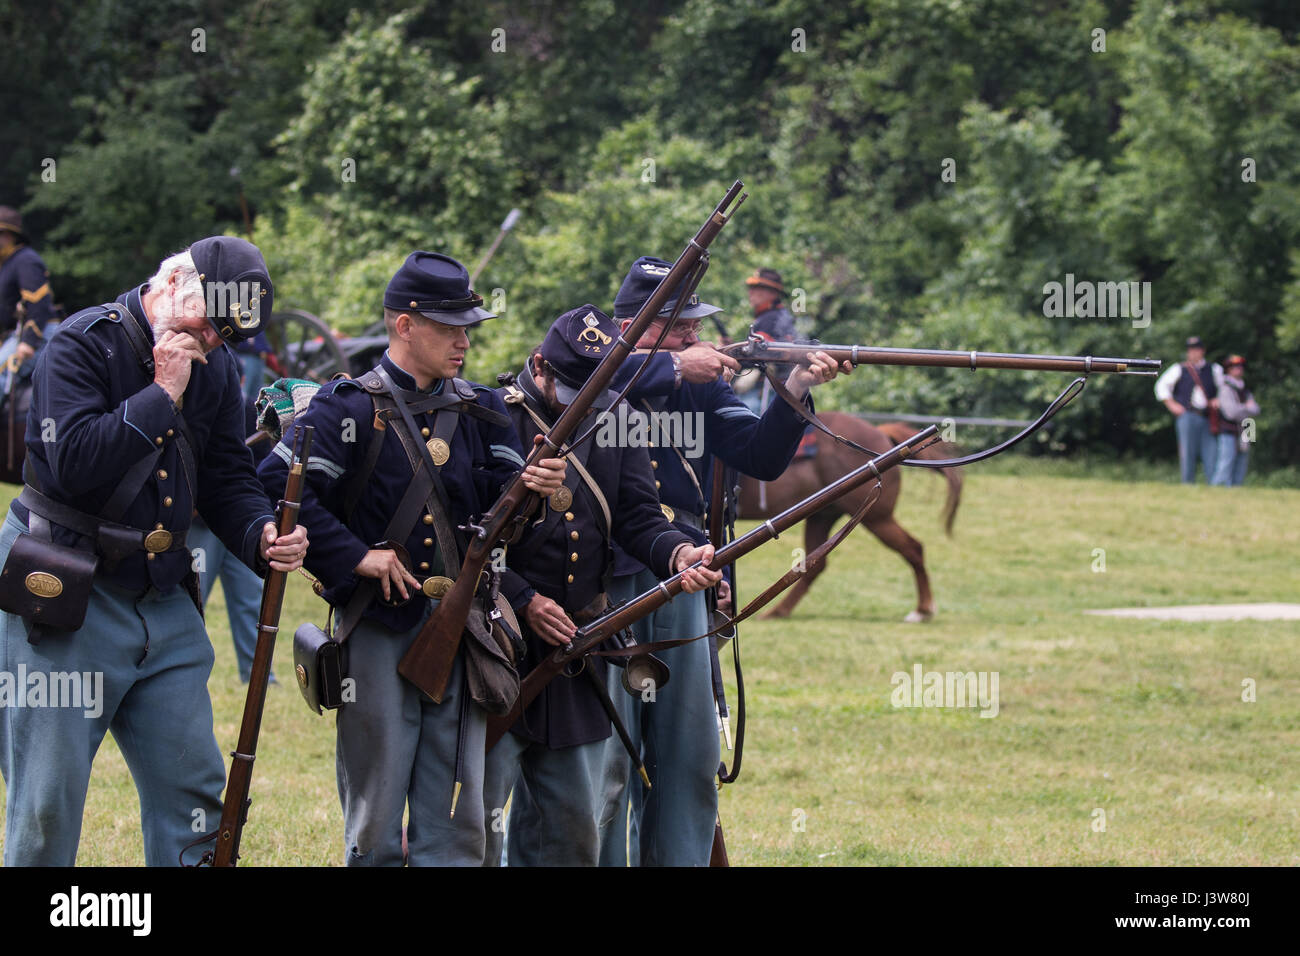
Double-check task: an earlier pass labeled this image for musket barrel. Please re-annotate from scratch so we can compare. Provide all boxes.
[725,339,1161,376]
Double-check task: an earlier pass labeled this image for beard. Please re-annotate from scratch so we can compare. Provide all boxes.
[152,291,214,353]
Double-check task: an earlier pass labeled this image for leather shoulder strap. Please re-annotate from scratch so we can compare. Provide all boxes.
[516,394,613,538]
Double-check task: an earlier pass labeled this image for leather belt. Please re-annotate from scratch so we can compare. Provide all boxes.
[666,507,704,530]
[18,486,189,560]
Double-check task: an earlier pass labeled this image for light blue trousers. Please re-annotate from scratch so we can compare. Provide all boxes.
[188,519,265,682]
[1211,434,1249,487]
[0,511,225,866]
[482,730,605,866]
[1175,411,1218,484]
[335,608,487,866]
[597,569,718,867]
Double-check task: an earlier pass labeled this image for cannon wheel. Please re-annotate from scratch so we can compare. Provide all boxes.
[263,309,348,384]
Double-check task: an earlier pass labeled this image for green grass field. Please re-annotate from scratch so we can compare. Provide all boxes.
[1,467,1297,866]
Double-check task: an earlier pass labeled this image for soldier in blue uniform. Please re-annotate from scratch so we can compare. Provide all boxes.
[598,255,850,866]
[0,236,309,866]
[259,252,567,866]
[482,305,720,866]
[0,206,59,374]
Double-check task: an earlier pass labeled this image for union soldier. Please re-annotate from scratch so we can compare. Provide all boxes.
[482,305,720,866]
[0,236,309,866]
[0,206,59,373]
[598,255,850,866]
[259,252,566,866]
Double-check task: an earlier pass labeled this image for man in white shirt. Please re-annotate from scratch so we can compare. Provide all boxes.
[1153,335,1222,484]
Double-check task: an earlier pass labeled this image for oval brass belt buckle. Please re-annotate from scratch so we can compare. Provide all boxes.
[422,575,454,598]
[144,529,173,553]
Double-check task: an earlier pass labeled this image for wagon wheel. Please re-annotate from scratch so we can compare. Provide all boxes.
[263,309,348,384]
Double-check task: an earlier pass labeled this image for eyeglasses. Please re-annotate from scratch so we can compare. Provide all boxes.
[658,318,701,336]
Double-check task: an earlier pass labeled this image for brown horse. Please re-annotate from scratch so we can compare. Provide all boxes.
[736,415,962,621]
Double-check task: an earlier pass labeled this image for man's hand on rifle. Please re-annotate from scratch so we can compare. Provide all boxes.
[678,343,741,384]
[260,523,309,572]
[523,593,577,646]
[786,349,853,398]
[521,434,567,496]
[673,544,723,593]
[355,547,420,603]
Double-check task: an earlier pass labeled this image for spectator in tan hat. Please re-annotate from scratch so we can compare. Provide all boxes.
[744,267,797,343]
[0,206,59,377]
[737,267,800,412]
[1212,355,1259,487]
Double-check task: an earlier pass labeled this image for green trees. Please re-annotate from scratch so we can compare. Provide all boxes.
[5,0,1298,472]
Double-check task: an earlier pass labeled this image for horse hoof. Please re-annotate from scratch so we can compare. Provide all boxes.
[903,609,934,623]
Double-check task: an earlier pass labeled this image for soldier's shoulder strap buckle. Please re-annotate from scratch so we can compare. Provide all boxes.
[452,377,477,402]
[355,369,386,394]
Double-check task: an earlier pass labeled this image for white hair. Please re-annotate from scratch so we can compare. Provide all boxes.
[148,250,204,302]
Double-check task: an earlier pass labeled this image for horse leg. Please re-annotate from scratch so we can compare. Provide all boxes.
[762,510,837,619]
[864,515,935,622]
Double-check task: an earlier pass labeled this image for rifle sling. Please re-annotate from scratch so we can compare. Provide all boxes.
[761,367,1087,470]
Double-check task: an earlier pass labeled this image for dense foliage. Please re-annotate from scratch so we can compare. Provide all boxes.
[4,0,1298,474]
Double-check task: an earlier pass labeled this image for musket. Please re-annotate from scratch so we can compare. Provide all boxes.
[484,425,937,752]
[183,425,313,866]
[718,336,1161,376]
[399,181,749,702]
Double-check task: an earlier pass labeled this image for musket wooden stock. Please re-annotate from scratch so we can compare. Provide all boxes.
[484,425,936,751]
[210,425,313,867]
[719,337,1162,376]
[399,181,748,702]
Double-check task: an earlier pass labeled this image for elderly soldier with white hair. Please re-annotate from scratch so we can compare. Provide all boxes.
[0,236,309,866]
